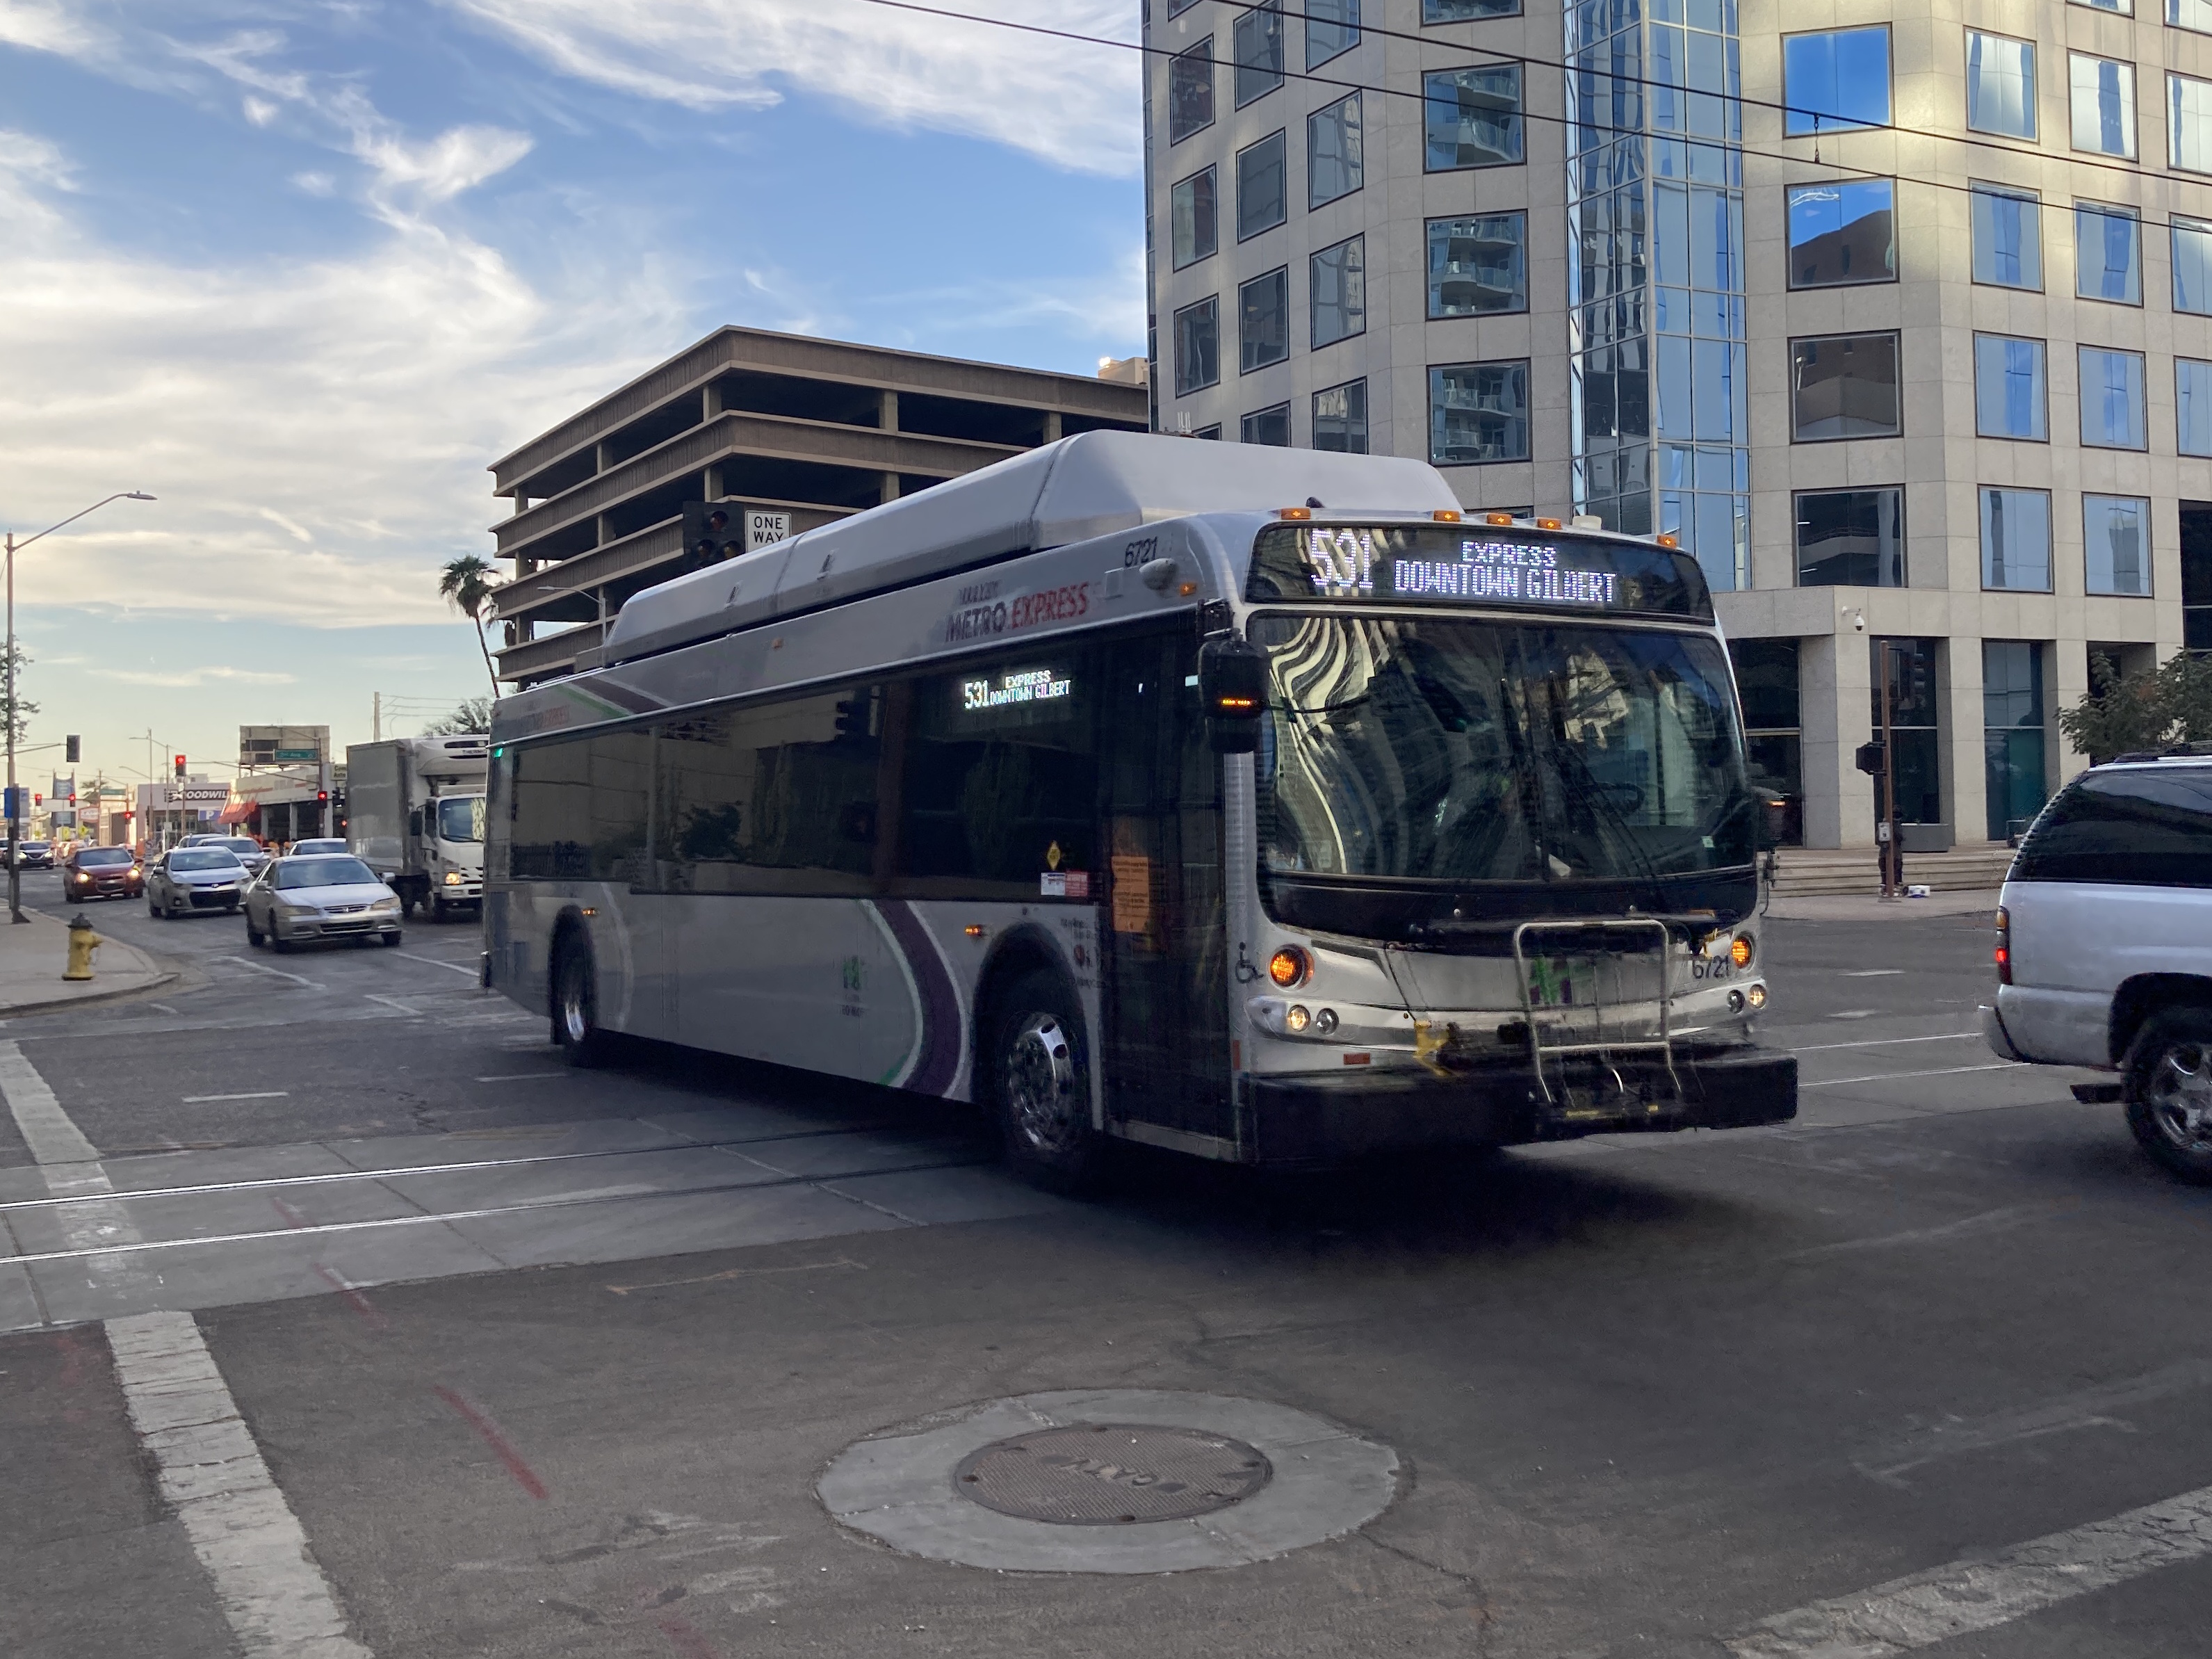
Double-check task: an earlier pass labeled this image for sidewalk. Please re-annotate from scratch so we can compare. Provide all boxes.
[0,907,173,1016]
[1762,887,2001,922]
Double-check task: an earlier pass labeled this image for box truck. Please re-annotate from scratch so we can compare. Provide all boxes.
[346,734,488,921]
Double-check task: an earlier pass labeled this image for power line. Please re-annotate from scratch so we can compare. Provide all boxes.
[847,0,2212,236]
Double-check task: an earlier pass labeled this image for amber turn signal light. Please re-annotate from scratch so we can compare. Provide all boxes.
[1730,934,1753,969]
[1268,946,1311,988]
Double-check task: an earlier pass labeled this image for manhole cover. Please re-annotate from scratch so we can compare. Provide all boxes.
[953,1423,1271,1525]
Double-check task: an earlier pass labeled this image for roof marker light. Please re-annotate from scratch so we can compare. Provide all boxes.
[1485,512,1515,526]
[1432,509,1462,523]
[1655,533,1680,549]
[1537,517,1563,531]
[1279,506,1312,521]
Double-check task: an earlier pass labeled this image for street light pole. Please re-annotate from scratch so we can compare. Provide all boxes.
[5,492,156,923]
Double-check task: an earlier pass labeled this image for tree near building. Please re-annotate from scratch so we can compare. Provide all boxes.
[437,556,501,693]
[423,695,495,736]
[2058,649,2212,763]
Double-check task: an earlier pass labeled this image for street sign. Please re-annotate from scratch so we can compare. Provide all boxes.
[746,510,792,553]
[239,725,330,769]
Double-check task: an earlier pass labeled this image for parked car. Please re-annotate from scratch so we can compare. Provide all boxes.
[1982,754,2212,1183]
[62,845,143,900]
[146,847,247,918]
[289,838,349,856]
[244,854,402,951]
[15,840,52,869]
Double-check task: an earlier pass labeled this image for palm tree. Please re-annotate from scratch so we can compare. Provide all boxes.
[437,556,501,693]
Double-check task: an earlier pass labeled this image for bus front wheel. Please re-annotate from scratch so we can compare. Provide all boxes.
[987,971,1101,1194]
[552,935,615,1069]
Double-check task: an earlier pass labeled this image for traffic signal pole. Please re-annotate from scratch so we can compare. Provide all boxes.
[6,530,19,924]
[1878,641,1900,900]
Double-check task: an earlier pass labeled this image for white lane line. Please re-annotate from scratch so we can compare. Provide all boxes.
[391,951,478,979]
[0,1037,98,1167]
[212,955,321,990]
[1790,1032,1981,1054]
[107,1311,374,1658]
[1838,969,1907,978]
[473,1072,569,1084]
[1725,1482,2212,1657]
[182,1092,290,1104]
[363,994,421,1015]
[1803,1062,2015,1089]
[1782,1203,2058,1261]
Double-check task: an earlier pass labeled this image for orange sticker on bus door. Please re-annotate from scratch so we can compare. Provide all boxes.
[1109,854,1153,934]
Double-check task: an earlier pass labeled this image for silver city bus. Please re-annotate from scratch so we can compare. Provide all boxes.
[484,432,1794,1189]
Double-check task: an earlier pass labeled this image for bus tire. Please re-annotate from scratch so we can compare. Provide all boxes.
[552,932,614,1069]
[986,970,1102,1195]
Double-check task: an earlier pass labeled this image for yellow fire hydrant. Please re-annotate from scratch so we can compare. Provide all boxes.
[63,912,102,982]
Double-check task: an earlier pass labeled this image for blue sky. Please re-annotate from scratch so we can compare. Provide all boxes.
[0,0,1141,801]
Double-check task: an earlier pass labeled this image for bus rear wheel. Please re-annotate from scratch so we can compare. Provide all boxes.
[987,971,1101,1194]
[552,934,615,1069]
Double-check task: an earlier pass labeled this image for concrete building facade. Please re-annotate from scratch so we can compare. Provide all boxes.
[1143,0,2212,850]
[487,329,1149,686]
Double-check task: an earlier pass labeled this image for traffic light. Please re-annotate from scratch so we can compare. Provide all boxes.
[317,791,329,803]
[64,736,79,764]
[681,501,743,573]
[31,793,40,807]
[1853,741,1886,776]
[173,754,186,781]
[833,695,872,741]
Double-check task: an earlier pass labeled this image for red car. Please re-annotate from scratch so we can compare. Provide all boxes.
[63,844,145,901]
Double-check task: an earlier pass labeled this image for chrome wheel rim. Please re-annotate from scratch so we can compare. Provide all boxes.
[1004,1012,1080,1155]
[2146,1039,2212,1154]
[559,966,590,1046]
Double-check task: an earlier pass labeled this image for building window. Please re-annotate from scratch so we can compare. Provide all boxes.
[1965,31,2037,138]
[1984,642,2049,843]
[1188,424,1221,440]
[1971,184,2042,289]
[2069,54,2137,159]
[2174,218,2212,318]
[1790,333,1902,441]
[1233,1,1283,107]
[2178,0,2212,38]
[1423,0,1518,19]
[1312,380,1368,453]
[1169,39,1214,143]
[1981,487,2054,592]
[1239,267,1290,373]
[2183,501,2212,649]
[1310,236,1365,348]
[1782,28,1892,136]
[1166,0,1201,15]
[1429,361,1531,464]
[2079,346,2147,450]
[1426,213,1527,316]
[2179,359,2212,455]
[2172,73,2212,172]
[1308,92,1363,209]
[1784,179,1896,288]
[1240,403,1291,446]
[1173,296,1219,396]
[2075,202,2142,304]
[1730,639,1805,846]
[1235,131,1287,241]
[1973,335,2048,440]
[1795,488,1905,587]
[1423,65,1524,170]
[1306,0,1357,69]
[1169,168,1216,270]
[1871,637,1944,826]
[2069,0,2130,11]
[2084,494,2152,596]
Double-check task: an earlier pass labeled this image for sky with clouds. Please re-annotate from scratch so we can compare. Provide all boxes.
[0,0,1141,810]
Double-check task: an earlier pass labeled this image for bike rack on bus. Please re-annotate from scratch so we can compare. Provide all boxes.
[1510,916,1682,1111]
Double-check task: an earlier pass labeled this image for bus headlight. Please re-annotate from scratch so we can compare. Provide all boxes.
[1313,1008,1339,1035]
[1746,983,1767,1010]
[1285,1005,1311,1034]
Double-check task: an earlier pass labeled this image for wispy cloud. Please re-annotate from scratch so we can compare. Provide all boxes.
[447,0,1141,176]
[94,664,298,688]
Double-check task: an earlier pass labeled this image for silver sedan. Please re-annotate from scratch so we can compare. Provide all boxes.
[243,854,403,952]
[147,848,247,918]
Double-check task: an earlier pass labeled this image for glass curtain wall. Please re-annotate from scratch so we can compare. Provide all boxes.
[1567,0,1749,592]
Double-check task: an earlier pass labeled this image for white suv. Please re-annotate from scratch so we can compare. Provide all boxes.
[1982,756,2212,1183]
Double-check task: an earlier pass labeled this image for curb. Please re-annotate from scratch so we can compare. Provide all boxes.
[0,968,181,1021]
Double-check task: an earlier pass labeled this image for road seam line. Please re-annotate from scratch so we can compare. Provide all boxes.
[1803,1063,2015,1088]
[183,1092,290,1103]
[390,951,480,979]
[1725,1481,2212,1656]
[107,1311,373,1658]
[211,955,322,990]
[1787,1032,1981,1053]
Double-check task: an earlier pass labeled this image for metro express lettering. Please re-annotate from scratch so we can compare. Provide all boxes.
[1008,582,1091,629]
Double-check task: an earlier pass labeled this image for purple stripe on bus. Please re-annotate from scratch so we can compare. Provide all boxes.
[874,900,962,1096]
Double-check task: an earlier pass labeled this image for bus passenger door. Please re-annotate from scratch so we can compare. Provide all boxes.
[1098,629,1233,1146]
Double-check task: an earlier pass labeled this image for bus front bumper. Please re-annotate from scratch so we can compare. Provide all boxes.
[1244,1045,1797,1165]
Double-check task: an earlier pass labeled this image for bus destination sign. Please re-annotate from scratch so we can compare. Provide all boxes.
[1246,523,1711,620]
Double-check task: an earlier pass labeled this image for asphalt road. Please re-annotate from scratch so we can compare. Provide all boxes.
[6,877,2211,1659]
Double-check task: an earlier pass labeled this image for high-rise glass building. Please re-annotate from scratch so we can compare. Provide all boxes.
[1143,0,2209,852]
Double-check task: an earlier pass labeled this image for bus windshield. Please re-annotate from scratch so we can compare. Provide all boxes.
[1254,614,1755,889]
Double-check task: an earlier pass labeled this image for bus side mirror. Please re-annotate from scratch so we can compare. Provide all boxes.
[1199,635,1269,755]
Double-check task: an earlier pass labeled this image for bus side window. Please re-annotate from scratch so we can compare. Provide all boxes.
[510,729,651,884]
[896,652,1097,891]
